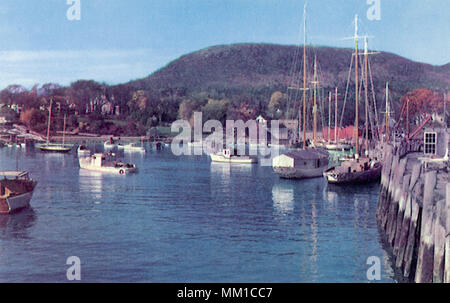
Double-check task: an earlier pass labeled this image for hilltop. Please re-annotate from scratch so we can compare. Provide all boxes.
[125,43,449,103]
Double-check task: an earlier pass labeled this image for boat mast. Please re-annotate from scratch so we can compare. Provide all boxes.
[364,36,369,156]
[46,98,53,146]
[328,91,331,143]
[313,55,318,147]
[385,81,390,143]
[63,113,67,146]
[335,87,338,144]
[302,3,307,149]
[354,14,359,157]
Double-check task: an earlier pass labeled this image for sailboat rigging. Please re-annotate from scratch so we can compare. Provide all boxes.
[272,5,330,179]
[323,14,382,185]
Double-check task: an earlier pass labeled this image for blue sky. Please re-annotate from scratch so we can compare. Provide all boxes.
[0,0,448,89]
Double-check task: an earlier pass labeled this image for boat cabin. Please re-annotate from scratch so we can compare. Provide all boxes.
[91,153,115,167]
[272,150,329,169]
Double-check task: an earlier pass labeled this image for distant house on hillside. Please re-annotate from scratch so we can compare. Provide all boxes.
[9,104,23,114]
[256,115,267,125]
[0,112,15,125]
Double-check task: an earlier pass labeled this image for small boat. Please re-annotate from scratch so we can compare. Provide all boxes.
[272,148,329,179]
[123,142,145,152]
[325,143,353,151]
[210,149,257,164]
[323,157,382,184]
[79,152,138,175]
[0,171,38,214]
[104,140,116,149]
[36,143,73,153]
[77,144,91,156]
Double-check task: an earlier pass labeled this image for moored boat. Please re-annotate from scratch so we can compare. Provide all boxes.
[36,143,73,153]
[123,142,145,152]
[325,143,352,151]
[323,157,382,184]
[0,171,38,214]
[38,99,73,153]
[209,149,257,164]
[79,152,138,175]
[77,144,91,156]
[272,148,329,179]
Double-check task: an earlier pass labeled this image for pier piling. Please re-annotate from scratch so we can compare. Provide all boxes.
[377,140,449,282]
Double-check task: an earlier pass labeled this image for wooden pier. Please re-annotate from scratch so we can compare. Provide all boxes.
[377,140,449,282]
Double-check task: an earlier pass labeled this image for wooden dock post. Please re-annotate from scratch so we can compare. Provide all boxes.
[444,183,450,283]
[415,170,437,283]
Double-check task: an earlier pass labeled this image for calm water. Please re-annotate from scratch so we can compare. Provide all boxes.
[0,144,395,282]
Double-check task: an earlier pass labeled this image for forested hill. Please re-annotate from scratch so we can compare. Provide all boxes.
[125,43,449,104]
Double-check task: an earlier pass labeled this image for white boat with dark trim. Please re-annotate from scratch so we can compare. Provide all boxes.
[123,142,145,152]
[79,152,138,175]
[77,144,91,156]
[272,149,329,179]
[0,171,38,214]
[210,149,257,164]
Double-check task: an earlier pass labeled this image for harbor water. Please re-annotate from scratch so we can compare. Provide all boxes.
[0,144,395,282]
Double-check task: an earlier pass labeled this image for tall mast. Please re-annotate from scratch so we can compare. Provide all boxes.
[335,87,338,144]
[354,14,359,156]
[302,3,307,149]
[328,91,331,143]
[313,55,318,147]
[364,36,369,156]
[63,113,67,146]
[46,98,53,145]
[385,81,390,143]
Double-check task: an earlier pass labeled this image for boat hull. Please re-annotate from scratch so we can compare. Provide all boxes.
[79,158,138,175]
[210,154,257,164]
[273,165,328,179]
[0,182,37,214]
[36,144,72,153]
[324,163,382,184]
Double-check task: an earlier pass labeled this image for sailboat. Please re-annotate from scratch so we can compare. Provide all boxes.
[272,4,329,179]
[323,15,382,185]
[36,99,73,153]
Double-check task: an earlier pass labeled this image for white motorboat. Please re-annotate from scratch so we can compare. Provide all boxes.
[104,140,116,149]
[210,149,257,164]
[77,144,91,156]
[123,142,145,152]
[79,153,138,175]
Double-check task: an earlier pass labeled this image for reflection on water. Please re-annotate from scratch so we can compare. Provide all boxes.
[271,183,294,215]
[0,209,36,238]
[78,169,104,201]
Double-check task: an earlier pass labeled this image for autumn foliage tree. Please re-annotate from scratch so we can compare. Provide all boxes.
[400,89,444,116]
[20,108,47,132]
